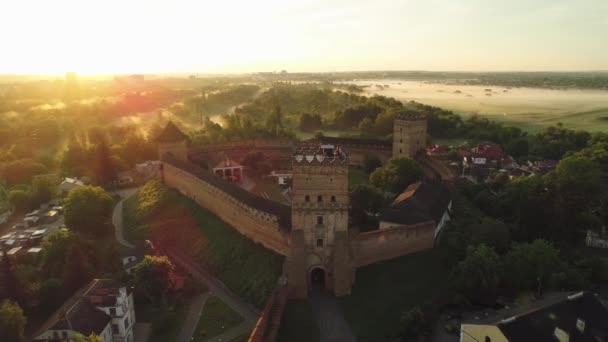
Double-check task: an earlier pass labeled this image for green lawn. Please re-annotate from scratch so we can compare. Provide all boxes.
[123,180,284,309]
[339,249,450,340]
[136,298,192,342]
[277,299,320,342]
[191,296,244,341]
[348,167,368,187]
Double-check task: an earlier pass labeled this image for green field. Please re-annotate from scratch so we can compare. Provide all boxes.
[191,296,244,341]
[339,249,449,340]
[358,80,608,132]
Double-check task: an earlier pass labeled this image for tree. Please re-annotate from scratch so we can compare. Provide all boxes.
[350,185,385,228]
[469,218,511,253]
[133,255,175,303]
[504,240,561,293]
[64,186,113,236]
[400,307,430,340]
[370,157,423,194]
[94,141,116,185]
[454,244,502,304]
[62,245,93,294]
[0,300,27,342]
[72,333,103,342]
[7,190,31,212]
[362,155,382,174]
[0,256,22,304]
[38,278,63,311]
[41,230,75,277]
[30,176,57,206]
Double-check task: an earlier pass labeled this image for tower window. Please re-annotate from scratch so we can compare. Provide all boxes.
[305,195,310,202]
[399,149,402,153]
[331,195,336,202]
[317,239,323,247]
[317,215,324,225]
[400,138,403,143]
[400,128,402,133]
[317,195,323,202]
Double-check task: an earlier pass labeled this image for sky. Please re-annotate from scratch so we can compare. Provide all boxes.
[1,0,607,74]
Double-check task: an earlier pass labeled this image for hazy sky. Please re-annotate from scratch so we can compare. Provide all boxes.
[1,0,607,74]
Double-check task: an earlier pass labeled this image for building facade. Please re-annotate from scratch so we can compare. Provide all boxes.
[392,113,428,158]
[34,279,136,342]
[287,144,354,297]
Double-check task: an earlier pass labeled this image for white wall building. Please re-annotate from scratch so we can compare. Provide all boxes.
[34,279,136,342]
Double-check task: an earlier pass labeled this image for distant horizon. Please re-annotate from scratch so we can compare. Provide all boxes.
[2,0,607,75]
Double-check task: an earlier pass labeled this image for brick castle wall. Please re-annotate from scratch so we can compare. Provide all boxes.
[354,222,435,267]
[162,162,290,256]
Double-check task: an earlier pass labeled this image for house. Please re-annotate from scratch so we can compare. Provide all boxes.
[135,161,161,180]
[379,181,452,238]
[463,142,505,179]
[213,158,243,182]
[60,177,84,194]
[117,171,135,187]
[122,256,138,275]
[509,168,535,180]
[269,170,293,186]
[460,291,608,342]
[34,279,136,342]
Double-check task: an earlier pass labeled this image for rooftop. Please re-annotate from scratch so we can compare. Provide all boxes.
[34,279,125,339]
[395,112,427,120]
[465,292,608,342]
[381,181,451,225]
[155,121,189,143]
[293,143,348,164]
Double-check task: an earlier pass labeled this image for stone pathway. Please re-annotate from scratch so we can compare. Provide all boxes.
[111,187,140,249]
[308,287,356,342]
[177,293,210,342]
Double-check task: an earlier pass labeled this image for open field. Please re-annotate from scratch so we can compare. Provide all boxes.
[354,80,608,132]
[339,249,450,340]
[191,296,244,341]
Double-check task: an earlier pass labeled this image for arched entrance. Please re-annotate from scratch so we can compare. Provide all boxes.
[310,267,326,290]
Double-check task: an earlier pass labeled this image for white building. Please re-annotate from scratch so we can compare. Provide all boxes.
[60,177,85,194]
[34,279,136,342]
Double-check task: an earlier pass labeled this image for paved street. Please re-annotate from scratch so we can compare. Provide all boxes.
[308,287,356,342]
[111,187,139,249]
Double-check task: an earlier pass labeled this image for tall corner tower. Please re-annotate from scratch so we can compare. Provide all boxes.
[287,144,353,297]
[393,113,428,158]
[155,121,190,161]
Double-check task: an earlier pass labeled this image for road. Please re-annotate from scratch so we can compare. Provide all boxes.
[111,187,140,249]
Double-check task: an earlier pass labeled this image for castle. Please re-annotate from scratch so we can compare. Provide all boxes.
[156,113,449,298]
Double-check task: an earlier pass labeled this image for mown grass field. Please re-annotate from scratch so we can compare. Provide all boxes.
[191,296,244,341]
[339,249,450,340]
[123,180,284,308]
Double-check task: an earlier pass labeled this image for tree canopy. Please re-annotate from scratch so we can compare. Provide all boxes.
[64,186,113,236]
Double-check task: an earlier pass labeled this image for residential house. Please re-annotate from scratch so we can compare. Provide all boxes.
[60,177,84,194]
[34,279,136,342]
[462,142,505,179]
[379,181,452,238]
[460,291,608,342]
[135,161,161,180]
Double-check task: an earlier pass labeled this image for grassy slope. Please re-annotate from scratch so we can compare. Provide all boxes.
[339,249,449,340]
[136,299,192,342]
[123,180,284,308]
[191,296,244,341]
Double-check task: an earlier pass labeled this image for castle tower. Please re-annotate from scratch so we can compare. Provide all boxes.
[155,121,189,161]
[393,113,427,158]
[287,144,354,297]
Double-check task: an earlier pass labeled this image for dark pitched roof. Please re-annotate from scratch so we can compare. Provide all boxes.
[34,279,117,339]
[162,154,291,230]
[380,181,451,225]
[489,292,608,342]
[155,121,189,143]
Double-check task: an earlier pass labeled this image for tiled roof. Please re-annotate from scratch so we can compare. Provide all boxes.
[162,154,292,230]
[155,121,189,143]
[380,181,451,225]
[34,279,118,339]
[467,292,608,342]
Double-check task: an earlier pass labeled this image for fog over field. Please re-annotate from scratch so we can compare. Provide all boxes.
[354,80,608,132]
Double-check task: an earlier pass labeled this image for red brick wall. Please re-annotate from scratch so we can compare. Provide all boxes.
[162,163,290,256]
[354,222,435,267]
